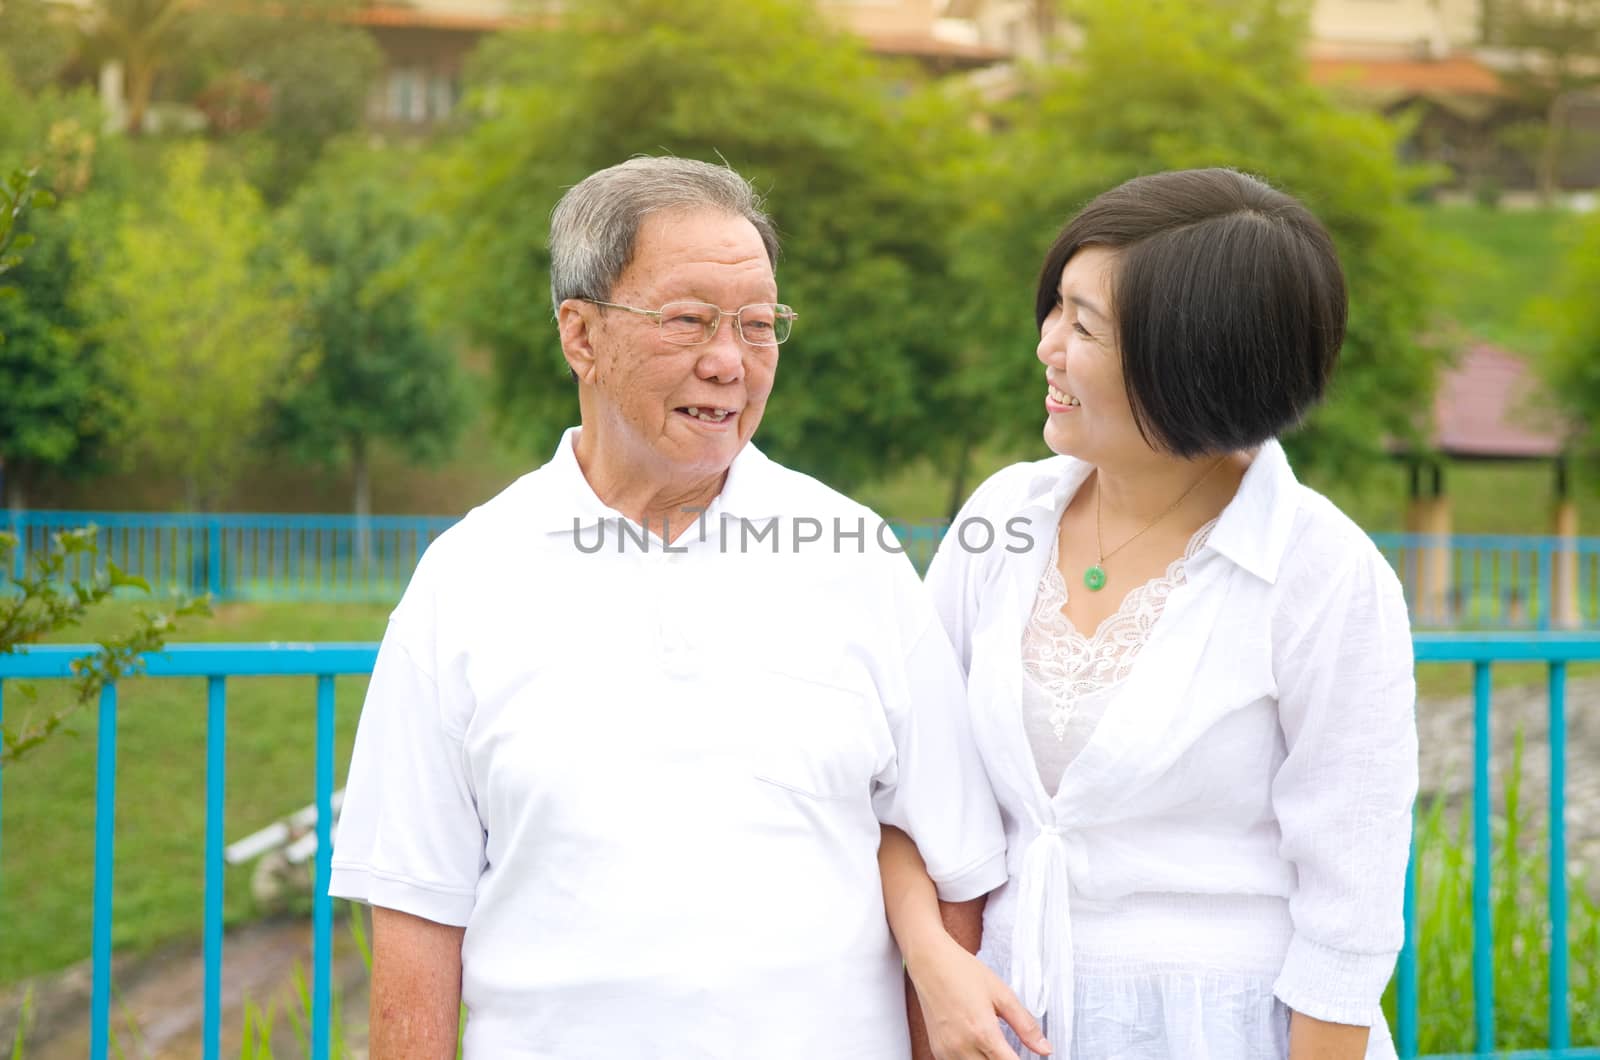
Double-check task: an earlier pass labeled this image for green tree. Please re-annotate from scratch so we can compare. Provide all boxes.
[0,208,115,511]
[434,0,976,488]
[0,151,209,770]
[1540,210,1600,454]
[75,0,193,135]
[83,143,305,509]
[958,0,1446,486]
[0,76,120,510]
[0,0,75,93]
[1487,0,1600,202]
[186,0,383,202]
[271,148,468,529]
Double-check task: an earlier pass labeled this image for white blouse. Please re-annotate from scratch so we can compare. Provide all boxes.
[926,441,1418,1060]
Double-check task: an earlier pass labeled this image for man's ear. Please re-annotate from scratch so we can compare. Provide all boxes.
[557,299,599,383]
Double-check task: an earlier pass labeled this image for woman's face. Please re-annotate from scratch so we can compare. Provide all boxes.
[1037,246,1150,465]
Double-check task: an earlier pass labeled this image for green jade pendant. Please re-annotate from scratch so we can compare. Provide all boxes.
[1083,565,1108,591]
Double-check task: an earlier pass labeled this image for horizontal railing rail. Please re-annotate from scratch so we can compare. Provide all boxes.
[1,636,1597,1058]
[5,511,1599,627]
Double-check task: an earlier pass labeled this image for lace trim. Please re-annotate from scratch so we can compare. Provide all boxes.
[1022,518,1217,739]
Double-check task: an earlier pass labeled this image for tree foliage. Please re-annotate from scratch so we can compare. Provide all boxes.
[0,528,210,766]
[74,0,195,135]
[185,0,383,201]
[435,0,977,488]
[0,76,119,507]
[82,144,305,508]
[270,147,468,518]
[1539,210,1600,457]
[0,0,75,94]
[957,0,1447,484]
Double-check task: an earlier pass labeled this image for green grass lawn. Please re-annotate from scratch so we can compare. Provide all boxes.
[1417,203,1574,355]
[0,601,390,985]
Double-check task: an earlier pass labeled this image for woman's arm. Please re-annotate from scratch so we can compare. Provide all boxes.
[1270,547,1417,1039]
[1289,1010,1370,1059]
[880,826,1050,1060]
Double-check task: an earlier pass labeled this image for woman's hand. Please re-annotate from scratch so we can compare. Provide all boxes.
[905,931,1051,1059]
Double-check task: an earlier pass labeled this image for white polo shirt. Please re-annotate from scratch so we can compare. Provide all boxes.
[330,428,1008,1059]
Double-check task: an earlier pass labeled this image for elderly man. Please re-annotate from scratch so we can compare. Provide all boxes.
[329,157,1021,1059]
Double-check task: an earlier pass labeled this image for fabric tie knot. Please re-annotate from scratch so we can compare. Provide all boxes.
[1009,823,1076,1059]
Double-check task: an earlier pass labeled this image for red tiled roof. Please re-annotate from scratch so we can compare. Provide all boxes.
[1428,343,1566,458]
[1309,54,1503,96]
[346,5,526,32]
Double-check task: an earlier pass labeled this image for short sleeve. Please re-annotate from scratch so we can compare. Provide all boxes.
[329,618,485,926]
[871,574,1007,904]
[1270,548,1418,1024]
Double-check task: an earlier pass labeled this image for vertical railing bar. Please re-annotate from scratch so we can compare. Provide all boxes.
[0,678,6,869]
[1473,547,1484,623]
[313,674,336,1060]
[1473,659,1495,1053]
[1549,661,1570,1049]
[1398,828,1419,1058]
[90,682,119,1060]
[1512,549,1521,626]
[203,675,228,1060]
[1539,540,1552,632]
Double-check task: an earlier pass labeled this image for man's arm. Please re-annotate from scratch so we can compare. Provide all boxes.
[370,907,467,1059]
[906,893,986,1060]
[880,826,1049,1060]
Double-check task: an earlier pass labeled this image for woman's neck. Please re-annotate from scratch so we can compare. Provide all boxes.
[1091,449,1251,529]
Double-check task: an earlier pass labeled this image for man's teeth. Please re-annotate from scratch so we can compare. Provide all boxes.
[685,407,732,422]
[1048,385,1081,407]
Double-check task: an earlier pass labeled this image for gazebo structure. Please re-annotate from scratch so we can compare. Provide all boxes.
[1399,342,1582,626]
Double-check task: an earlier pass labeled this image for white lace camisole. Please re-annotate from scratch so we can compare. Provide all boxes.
[1021,518,1217,795]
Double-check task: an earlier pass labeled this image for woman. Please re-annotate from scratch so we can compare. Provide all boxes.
[885,169,1417,1060]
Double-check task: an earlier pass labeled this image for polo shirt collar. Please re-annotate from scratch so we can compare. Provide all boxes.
[528,426,786,535]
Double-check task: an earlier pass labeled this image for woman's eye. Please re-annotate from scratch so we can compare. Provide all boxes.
[1072,322,1093,338]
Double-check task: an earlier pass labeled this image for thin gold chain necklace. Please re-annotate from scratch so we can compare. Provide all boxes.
[1084,457,1227,592]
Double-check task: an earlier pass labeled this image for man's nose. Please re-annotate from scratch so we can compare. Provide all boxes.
[696,316,745,380]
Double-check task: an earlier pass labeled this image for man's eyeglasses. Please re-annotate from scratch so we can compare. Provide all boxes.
[582,299,796,347]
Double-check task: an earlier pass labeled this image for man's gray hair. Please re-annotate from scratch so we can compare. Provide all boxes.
[549,157,780,312]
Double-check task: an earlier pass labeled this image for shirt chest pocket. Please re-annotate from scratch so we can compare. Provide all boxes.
[743,669,879,803]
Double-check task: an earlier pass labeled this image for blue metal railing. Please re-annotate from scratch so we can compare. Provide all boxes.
[1,634,1597,1057]
[5,511,1600,626]
[1398,633,1600,1060]
[0,644,377,1060]
[1374,534,1600,631]
[3,510,457,602]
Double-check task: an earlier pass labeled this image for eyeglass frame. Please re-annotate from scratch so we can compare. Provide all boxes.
[579,298,797,347]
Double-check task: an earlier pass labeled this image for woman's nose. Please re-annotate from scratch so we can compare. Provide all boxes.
[1036,318,1066,367]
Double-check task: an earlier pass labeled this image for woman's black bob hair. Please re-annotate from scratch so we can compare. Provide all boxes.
[1036,168,1346,458]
